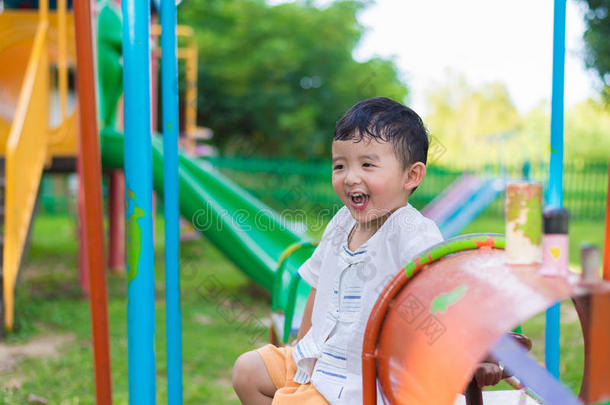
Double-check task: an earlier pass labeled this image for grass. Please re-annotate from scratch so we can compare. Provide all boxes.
[1,214,269,404]
[0,210,605,403]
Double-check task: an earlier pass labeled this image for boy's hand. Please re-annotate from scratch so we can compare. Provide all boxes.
[473,362,503,388]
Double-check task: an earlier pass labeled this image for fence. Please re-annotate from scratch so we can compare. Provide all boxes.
[37,158,608,222]
[206,156,609,222]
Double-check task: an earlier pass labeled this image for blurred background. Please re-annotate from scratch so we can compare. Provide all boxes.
[38,0,609,223]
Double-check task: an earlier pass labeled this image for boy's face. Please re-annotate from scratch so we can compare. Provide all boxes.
[331,137,413,228]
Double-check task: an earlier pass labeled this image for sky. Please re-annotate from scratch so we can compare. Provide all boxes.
[270,0,603,116]
[352,0,601,115]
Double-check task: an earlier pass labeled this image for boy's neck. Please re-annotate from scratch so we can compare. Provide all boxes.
[348,209,395,251]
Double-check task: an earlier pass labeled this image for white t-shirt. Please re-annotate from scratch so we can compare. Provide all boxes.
[293,204,443,404]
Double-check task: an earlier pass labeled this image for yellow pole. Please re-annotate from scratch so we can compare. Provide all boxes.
[39,0,48,21]
[183,29,197,137]
[58,0,68,125]
[151,25,198,137]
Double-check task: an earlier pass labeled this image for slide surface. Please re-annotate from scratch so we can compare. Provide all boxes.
[1,10,51,331]
[423,174,505,238]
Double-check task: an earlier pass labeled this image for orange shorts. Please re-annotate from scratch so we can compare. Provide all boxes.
[256,344,330,405]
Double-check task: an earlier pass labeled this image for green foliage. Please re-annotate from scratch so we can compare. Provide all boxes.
[178,0,408,158]
[424,74,610,167]
[577,0,610,101]
[425,73,523,167]
[565,99,610,160]
[520,99,610,162]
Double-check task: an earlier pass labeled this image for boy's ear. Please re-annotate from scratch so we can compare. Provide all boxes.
[404,162,426,192]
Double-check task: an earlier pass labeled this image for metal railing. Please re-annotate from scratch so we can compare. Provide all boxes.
[206,156,609,221]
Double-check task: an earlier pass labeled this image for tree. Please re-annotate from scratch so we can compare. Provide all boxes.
[577,0,610,101]
[178,0,408,158]
[424,74,527,168]
[565,99,610,161]
[425,73,610,168]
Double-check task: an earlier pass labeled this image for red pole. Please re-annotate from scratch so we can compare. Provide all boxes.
[604,162,610,281]
[73,0,113,403]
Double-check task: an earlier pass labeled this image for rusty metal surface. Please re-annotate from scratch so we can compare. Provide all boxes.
[74,0,112,403]
[584,291,610,402]
[375,248,579,405]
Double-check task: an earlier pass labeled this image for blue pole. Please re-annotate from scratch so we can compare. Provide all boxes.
[121,0,156,403]
[160,0,183,403]
[545,0,566,380]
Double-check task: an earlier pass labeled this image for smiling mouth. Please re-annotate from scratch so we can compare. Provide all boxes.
[350,192,369,211]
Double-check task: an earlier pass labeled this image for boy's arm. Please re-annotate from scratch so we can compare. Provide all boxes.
[296,288,316,341]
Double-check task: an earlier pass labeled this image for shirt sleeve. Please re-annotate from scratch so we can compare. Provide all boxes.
[298,207,349,288]
[298,244,324,288]
[399,216,444,266]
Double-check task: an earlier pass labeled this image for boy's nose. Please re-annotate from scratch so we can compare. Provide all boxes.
[344,169,361,185]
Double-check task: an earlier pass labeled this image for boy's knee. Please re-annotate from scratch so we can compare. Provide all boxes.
[232,351,260,391]
[233,349,277,400]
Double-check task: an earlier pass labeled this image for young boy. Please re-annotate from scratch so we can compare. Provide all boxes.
[232,97,503,404]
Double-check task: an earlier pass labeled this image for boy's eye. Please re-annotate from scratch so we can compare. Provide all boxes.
[333,164,344,170]
[363,162,374,168]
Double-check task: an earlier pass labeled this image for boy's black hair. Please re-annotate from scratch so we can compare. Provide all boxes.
[333,97,429,169]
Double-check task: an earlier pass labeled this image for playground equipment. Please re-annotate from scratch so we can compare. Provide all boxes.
[362,233,610,404]
[422,173,505,238]
[0,0,78,333]
[0,0,314,401]
[73,1,110,402]
[0,0,311,343]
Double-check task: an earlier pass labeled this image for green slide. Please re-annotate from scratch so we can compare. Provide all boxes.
[101,128,315,342]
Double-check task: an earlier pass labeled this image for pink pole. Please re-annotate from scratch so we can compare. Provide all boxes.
[151,13,159,241]
[77,155,90,294]
[108,170,125,272]
[151,14,159,132]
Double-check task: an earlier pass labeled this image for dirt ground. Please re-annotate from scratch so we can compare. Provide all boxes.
[0,333,74,391]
